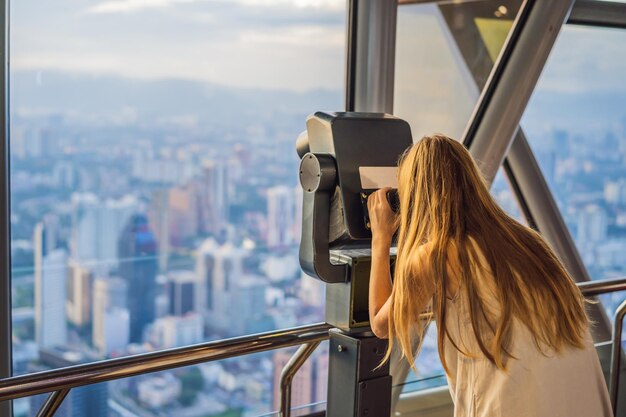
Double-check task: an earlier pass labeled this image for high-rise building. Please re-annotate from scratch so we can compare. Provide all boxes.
[293,185,303,244]
[71,193,139,273]
[195,237,218,317]
[167,270,196,316]
[200,160,229,236]
[266,186,295,249]
[66,260,93,328]
[151,313,204,349]
[92,277,129,356]
[148,189,170,271]
[34,221,68,349]
[168,182,202,246]
[230,275,267,335]
[118,214,158,344]
[195,238,247,334]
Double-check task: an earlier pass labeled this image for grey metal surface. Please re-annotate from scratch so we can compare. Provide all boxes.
[0,0,11,416]
[352,0,397,113]
[279,342,321,417]
[36,389,70,417]
[578,278,626,298]
[463,0,575,185]
[568,0,626,29]
[610,300,626,413]
[0,323,331,402]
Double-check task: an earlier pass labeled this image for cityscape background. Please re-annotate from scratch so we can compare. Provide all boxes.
[7,2,626,417]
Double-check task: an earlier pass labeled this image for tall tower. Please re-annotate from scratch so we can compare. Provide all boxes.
[71,193,138,273]
[118,214,158,344]
[195,237,218,317]
[148,189,170,272]
[201,160,229,236]
[66,260,93,328]
[194,238,246,334]
[167,270,196,316]
[34,221,68,349]
[266,186,295,249]
[92,277,129,356]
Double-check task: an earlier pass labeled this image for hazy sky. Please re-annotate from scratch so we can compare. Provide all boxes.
[10,0,346,92]
[9,1,626,98]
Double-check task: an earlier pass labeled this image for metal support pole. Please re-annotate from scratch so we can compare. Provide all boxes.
[463,0,576,185]
[610,300,626,413]
[0,0,11,415]
[36,389,70,417]
[350,0,397,113]
[326,330,391,417]
[279,342,321,417]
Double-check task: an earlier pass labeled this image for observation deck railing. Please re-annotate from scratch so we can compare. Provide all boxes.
[0,278,625,417]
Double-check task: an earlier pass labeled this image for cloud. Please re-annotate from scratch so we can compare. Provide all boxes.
[87,0,199,14]
[87,0,343,14]
[11,0,346,91]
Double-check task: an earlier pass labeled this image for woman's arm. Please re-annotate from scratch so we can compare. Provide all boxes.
[369,234,393,338]
[367,188,396,339]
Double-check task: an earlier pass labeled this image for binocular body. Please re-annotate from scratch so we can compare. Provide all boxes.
[297,112,412,330]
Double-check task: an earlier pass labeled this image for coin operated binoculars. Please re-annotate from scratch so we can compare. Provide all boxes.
[297,112,412,417]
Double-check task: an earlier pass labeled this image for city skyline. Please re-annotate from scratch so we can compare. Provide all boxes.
[6,4,626,417]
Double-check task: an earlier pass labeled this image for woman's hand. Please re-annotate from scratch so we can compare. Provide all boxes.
[367,187,397,244]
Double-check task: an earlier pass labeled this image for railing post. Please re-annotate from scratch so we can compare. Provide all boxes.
[279,342,321,417]
[36,389,70,417]
[610,299,626,413]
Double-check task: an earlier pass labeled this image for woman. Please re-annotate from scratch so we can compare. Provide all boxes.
[367,135,613,417]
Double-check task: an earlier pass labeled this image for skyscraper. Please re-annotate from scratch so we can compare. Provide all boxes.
[195,238,247,334]
[118,214,158,344]
[34,221,68,349]
[167,270,196,316]
[230,275,267,335]
[168,182,202,246]
[92,277,129,356]
[71,193,139,273]
[66,260,93,328]
[266,185,295,249]
[200,160,229,236]
[148,189,170,272]
[151,313,204,349]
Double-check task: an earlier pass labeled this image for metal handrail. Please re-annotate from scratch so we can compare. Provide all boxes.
[279,342,322,417]
[610,299,626,412]
[0,322,331,402]
[577,277,626,297]
[0,277,624,416]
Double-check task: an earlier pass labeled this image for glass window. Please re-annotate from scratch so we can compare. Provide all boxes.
[395,0,525,389]
[394,0,522,140]
[10,1,345,415]
[522,26,626,319]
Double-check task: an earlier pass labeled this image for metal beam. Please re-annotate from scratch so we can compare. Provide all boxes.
[462,0,576,185]
[0,0,11,415]
[351,0,397,113]
[568,0,626,30]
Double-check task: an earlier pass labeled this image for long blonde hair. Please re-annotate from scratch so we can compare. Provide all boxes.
[385,134,588,372]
